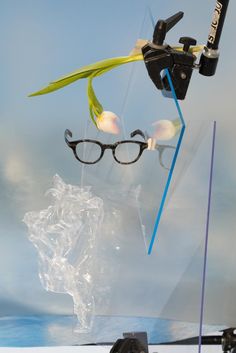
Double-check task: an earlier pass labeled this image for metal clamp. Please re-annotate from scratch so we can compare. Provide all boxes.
[142,0,229,100]
[142,11,197,100]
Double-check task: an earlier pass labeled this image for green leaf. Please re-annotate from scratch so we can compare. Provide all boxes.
[87,75,103,116]
[88,101,98,127]
[28,54,143,97]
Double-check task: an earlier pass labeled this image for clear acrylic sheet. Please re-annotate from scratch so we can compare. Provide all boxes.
[22,118,215,344]
[75,93,214,322]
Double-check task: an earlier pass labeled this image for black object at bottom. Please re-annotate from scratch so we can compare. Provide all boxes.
[110,332,148,353]
[110,338,147,353]
[109,328,236,353]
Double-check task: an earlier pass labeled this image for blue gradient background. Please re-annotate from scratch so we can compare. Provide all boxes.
[1,0,236,346]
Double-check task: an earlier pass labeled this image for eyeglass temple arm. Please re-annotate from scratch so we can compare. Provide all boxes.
[64,129,74,146]
[130,129,146,140]
[64,129,73,142]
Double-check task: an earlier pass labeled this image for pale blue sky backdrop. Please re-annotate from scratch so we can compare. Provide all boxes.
[0,0,236,333]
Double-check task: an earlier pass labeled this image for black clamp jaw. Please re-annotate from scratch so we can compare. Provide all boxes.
[142,11,198,100]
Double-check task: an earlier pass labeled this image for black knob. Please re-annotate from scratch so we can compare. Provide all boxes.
[179,36,197,52]
[153,20,167,45]
[153,12,184,46]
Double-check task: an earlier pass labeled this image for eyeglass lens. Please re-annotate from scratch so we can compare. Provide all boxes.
[75,141,102,163]
[114,142,141,164]
[75,141,142,164]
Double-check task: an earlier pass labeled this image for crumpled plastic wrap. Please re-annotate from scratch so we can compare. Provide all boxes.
[23,174,104,332]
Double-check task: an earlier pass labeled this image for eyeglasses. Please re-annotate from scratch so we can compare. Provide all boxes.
[64,129,176,169]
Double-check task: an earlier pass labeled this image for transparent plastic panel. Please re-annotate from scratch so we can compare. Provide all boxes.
[76,69,183,255]
[22,121,216,343]
[73,120,216,343]
[160,122,222,349]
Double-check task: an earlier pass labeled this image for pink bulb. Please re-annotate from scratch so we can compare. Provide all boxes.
[152,120,177,140]
[96,111,120,134]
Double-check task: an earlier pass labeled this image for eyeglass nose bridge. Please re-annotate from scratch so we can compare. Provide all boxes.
[103,143,127,163]
[99,143,116,161]
[102,144,116,150]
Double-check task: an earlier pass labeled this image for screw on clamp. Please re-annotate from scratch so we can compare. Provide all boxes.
[179,37,197,52]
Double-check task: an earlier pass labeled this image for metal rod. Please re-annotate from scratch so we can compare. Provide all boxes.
[207,0,230,50]
[199,0,230,76]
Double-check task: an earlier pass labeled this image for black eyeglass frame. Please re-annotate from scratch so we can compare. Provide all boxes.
[64,129,176,169]
[64,129,148,165]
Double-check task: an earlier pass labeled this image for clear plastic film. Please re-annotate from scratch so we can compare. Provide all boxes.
[23,174,146,332]
[23,175,104,332]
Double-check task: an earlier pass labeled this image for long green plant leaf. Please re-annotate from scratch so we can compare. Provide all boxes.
[29,54,143,97]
